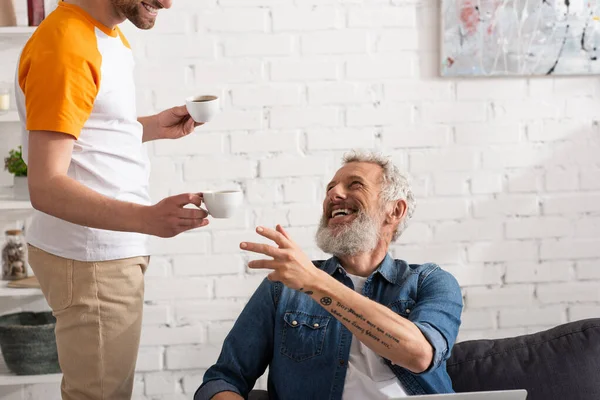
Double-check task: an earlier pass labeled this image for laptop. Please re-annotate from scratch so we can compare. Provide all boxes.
[399,390,528,400]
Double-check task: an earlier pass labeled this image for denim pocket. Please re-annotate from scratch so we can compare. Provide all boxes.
[388,299,416,318]
[280,311,330,362]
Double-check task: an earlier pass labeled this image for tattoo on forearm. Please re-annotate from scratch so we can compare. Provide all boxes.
[336,301,367,321]
[351,320,365,334]
[298,288,304,291]
[304,291,314,295]
[365,329,381,342]
[324,300,402,349]
[320,297,332,306]
[367,320,385,334]
[385,332,401,344]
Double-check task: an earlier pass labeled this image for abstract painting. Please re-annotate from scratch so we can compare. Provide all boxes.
[441,1,600,76]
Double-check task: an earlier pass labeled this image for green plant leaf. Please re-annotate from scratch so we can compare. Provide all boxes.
[4,146,27,177]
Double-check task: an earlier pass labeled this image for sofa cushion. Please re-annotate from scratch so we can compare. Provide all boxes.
[447,318,600,400]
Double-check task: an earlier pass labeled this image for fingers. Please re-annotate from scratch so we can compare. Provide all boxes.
[248,259,278,270]
[172,105,188,117]
[179,207,208,219]
[172,193,202,208]
[240,242,280,258]
[179,218,209,229]
[267,271,280,282]
[276,224,292,240]
[196,219,210,228]
[184,117,195,134]
[255,226,290,247]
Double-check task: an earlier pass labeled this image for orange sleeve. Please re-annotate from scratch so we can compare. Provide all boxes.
[19,28,101,139]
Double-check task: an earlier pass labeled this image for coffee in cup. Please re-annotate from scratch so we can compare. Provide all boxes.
[202,190,243,218]
[186,95,219,123]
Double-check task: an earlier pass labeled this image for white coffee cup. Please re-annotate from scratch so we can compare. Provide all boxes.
[185,95,220,123]
[202,190,243,218]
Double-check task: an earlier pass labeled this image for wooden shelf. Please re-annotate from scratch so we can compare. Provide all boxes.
[0,361,61,386]
[0,112,19,123]
[0,27,36,35]
[0,373,61,385]
[0,198,31,211]
[0,281,42,297]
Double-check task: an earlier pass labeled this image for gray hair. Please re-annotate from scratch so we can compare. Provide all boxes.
[342,149,416,241]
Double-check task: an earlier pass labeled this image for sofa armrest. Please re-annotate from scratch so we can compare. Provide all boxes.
[447,318,600,400]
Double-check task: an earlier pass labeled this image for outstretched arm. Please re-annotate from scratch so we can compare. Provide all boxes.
[241,225,462,374]
[309,265,462,373]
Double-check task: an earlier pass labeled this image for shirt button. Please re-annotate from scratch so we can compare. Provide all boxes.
[292,320,298,326]
[339,359,345,366]
[313,323,320,328]
[338,268,343,273]
[405,309,411,314]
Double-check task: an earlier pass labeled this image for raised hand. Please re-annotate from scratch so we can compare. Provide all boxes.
[240,225,321,290]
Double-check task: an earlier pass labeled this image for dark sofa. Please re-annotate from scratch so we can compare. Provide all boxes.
[447,318,600,400]
[249,318,600,400]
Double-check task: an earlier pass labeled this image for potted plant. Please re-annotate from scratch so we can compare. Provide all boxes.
[4,146,28,200]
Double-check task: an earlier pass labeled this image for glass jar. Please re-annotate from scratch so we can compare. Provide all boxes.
[0,0,17,27]
[0,87,9,114]
[2,230,28,281]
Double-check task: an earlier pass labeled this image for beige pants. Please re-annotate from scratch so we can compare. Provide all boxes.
[28,245,148,400]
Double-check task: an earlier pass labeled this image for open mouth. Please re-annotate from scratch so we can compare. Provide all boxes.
[328,207,359,224]
[141,2,159,16]
[331,208,356,219]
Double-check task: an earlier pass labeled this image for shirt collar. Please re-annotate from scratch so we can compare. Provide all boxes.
[323,253,397,284]
[374,253,397,284]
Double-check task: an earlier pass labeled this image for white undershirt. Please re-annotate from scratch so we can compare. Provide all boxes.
[342,273,408,400]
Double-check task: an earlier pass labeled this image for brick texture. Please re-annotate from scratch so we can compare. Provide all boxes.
[1,1,598,397]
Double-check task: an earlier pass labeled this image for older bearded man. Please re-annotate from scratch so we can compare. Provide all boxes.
[195,150,463,400]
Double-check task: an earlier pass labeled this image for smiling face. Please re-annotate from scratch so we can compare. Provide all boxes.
[323,162,383,229]
[110,0,171,29]
[316,162,387,256]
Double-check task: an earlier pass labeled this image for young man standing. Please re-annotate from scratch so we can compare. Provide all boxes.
[15,1,207,399]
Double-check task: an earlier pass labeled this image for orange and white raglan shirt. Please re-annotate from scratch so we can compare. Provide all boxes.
[15,1,151,261]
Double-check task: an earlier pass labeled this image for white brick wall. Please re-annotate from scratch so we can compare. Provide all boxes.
[223,34,293,57]
[346,55,415,79]
[272,7,340,32]
[1,1,599,398]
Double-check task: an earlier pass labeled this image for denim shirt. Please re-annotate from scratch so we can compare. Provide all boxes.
[195,254,463,400]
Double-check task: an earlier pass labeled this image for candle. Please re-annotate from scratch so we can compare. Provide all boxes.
[0,92,9,112]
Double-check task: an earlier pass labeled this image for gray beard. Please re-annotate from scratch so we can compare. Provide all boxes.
[316,210,380,257]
